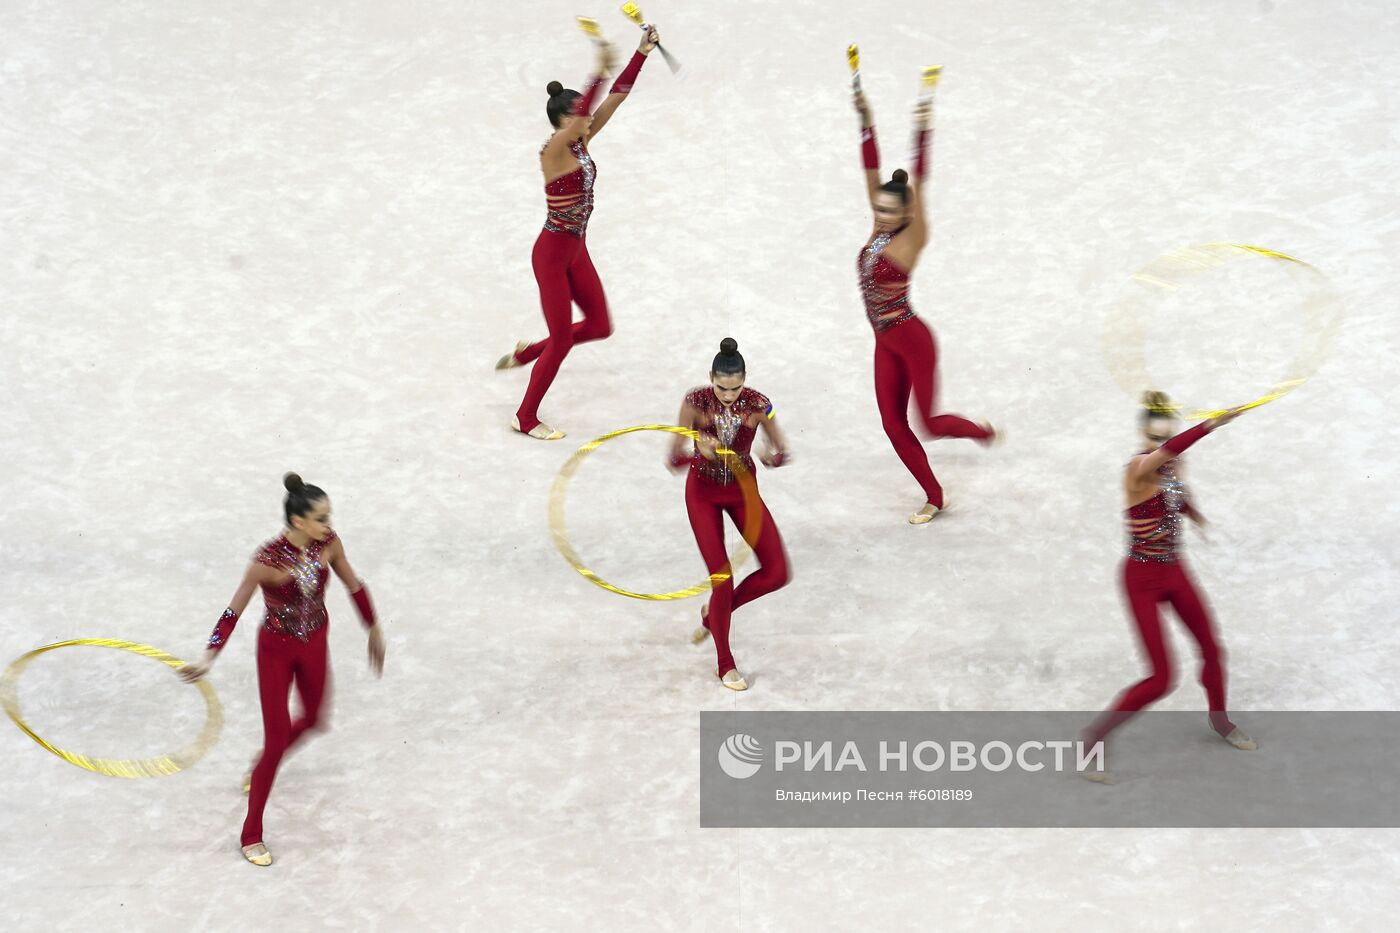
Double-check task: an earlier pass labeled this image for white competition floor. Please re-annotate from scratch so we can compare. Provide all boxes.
[3,1,1398,929]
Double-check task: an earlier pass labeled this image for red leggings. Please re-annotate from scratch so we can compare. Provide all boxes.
[241,625,330,846]
[873,317,989,509]
[514,229,613,432]
[1087,560,1235,745]
[685,472,790,677]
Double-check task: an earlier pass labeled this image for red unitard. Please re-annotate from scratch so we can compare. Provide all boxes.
[1087,422,1237,745]
[859,121,990,510]
[205,530,378,847]
[513,53,649,432]
[681,386,790,677]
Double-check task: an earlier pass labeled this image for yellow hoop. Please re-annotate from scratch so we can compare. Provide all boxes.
[0,638,224,778]
[1105,242,1342,419]
[548,424,763,600]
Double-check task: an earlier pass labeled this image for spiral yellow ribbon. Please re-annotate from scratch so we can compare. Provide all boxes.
[1,638,223,778]
[1105,242,1342,420]
[549,424,763,600]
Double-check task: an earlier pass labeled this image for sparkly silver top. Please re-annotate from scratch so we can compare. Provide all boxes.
[1126,461,1191,563]
[255,532,335,641]
[542,139,595,237]
[858,229,915,332]
[683,386,773,486]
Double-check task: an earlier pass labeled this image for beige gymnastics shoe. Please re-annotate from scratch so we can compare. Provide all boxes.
[511,415,565,440]
[242,843,273,867]
[495,341,529,370]
[1222,727,1257,751]
[692,604,711,645]
[977,420,1002,448]
[721,669,748,691]
[909,502,945,525]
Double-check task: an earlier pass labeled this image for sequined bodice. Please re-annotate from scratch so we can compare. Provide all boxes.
[1126,460,1190,562]
[543,139,596,237]
[684,386,773,486]
[255,532,335,640]
[859,231,915,332]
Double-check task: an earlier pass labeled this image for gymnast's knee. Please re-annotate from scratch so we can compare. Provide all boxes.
[579,317,613,343]
[1139,668,1177,702]
[772,559,792,591]
[1199,641,1226,672]
[295,708,330,735]
[880,413,913,441]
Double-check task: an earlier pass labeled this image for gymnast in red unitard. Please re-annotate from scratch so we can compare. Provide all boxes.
[179,473,385,866]
[667,339,791,691]
[1082,393,1257,781]
[497,23,662,440]
[853,80,996,524]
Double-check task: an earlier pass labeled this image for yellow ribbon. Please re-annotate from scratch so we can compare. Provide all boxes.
[1106,242,1341,420]
[549,424,763,600]
[1,638,223,779]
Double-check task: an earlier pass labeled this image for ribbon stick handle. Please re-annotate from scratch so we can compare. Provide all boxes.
[919,65,943,99]
[577,15,604,43]
[847,44,861,92]
[620,2,681,72]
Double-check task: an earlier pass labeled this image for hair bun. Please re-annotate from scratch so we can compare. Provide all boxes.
[546,80,564,97]
[719,337,739,354]
[890,169,909,185]
[283,472,305,493]
[1141,390,1173,413]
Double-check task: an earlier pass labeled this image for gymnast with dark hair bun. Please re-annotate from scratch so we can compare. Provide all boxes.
[667,338,791,691]
[179,473,385,867]
[1080,394,1257,781]
[496,21,662,440]
[853,73,997,525]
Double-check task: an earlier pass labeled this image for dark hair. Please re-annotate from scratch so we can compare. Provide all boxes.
[283,472,328,524]
[1140,390,1178,424]
[878,169,910,203]
[546,81,581,128]
[711,337,745,377]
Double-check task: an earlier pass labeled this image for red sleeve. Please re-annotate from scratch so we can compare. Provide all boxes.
[350,584,377,629]
[609,51,647,95]
[861,125,879,170]
[911,128,931,183]
[207,608,239,652]
[1162,422,1211,455]
[572,75,606,116]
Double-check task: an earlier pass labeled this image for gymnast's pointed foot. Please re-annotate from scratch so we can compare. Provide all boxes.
[511,415,565,440]
[692,604,711,645]
[976,420,1001,448]
[1222,727,1257,751]
[721,669,748,691]
[909,502,945,525]
[495,341,529,371]
[242,842,273,867]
